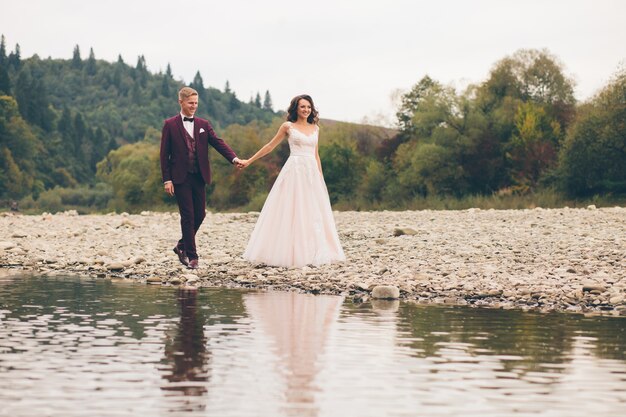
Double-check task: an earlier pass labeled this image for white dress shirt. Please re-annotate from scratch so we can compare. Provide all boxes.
[181,113,194,137]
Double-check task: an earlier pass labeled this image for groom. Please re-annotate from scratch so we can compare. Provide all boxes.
[160,87,242,269]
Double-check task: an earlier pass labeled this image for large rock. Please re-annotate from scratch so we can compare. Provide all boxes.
[106,262,125,271]
[182,273,199,284]
[372,285,400,299]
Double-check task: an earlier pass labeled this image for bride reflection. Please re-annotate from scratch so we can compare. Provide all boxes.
[244,291,342,417]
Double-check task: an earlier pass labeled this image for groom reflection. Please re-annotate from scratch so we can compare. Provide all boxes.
[161,288,209,405]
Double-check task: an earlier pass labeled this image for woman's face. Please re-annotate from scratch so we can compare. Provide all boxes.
[297,99,312,121]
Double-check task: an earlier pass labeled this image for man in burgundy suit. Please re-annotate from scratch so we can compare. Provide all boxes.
[160,87,242,269]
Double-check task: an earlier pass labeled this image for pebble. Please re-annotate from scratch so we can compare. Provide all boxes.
[393,228,418,236]
[0,242,15,250]
[582,283,607,293]
[0,208,624,316]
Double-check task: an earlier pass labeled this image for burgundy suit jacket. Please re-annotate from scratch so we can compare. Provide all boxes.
[160,115,237,185]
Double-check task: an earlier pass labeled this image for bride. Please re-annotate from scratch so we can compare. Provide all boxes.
[239,94,345,268]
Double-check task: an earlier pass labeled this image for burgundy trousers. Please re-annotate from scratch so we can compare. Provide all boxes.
[174,172,206,261]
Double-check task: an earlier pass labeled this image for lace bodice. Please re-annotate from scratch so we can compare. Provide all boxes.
[287,124,318,157]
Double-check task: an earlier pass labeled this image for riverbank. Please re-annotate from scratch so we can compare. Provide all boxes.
[1,207,625,316]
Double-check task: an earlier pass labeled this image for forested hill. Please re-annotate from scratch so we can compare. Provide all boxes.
[0,40,277,195]
[1,39,624,213]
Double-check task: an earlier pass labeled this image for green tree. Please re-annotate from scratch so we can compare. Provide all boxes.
[0,36,8,94]
[191,70,206,102]
[507,102,562,191]
[477,49,576,128]
[72,45,82,69]
[263,90,273,111]
[0,65,9,95]
[14,63,54,131]
[161,73,171,97]
[394,142,466,197]
[7,43,20,70]
[358,159,388,202]
[135,55,148,87]
[96,141,162,211]
[73,112,87,157]
[319,142,362,203]
[0,35,6,67]
[559,69,626,196]
[396,75,441,135]
[57,106,74,144]
[0,95,41,199]
[85,47,97,76]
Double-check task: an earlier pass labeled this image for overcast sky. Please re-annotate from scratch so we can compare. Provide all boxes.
[2,0,624,125]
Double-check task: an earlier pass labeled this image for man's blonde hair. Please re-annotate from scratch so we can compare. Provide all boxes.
[179,87,198,101]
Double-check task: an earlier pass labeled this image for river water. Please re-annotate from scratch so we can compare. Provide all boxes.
[1,274,625,416]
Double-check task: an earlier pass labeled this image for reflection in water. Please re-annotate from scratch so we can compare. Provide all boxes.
[0,274,625,417]
[161,289,208,408]
[244,292,342,417]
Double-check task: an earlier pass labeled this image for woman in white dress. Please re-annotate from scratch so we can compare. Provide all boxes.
[239,95,345,268]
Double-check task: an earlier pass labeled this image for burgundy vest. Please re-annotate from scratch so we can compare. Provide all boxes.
[183,129,199,173]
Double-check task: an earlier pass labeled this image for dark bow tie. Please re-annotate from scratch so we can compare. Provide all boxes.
[183,117,194,122]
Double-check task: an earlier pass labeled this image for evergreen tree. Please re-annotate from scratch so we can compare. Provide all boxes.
[0,65,9,95]
[14,64,54,131]
[160,63,173,97]
[135,55,147,87]
[72,45,82,69]
[73,112,87,157]
[228,91,240,111]
[14,67,34,120]
[191,70,207,102]
[192,70,204,90]
[7,43,21,70]
[254,92,262,108]
[131,81,142,104]
[224,80,231,94]
[85,47,97,76]
[160,74,170,97]
[57,106,74,141]
[263,90,273,110]
[0,35,6,67]
[91,127,107,168]
[112,62,122,91]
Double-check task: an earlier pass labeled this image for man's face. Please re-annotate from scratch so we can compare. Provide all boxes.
[179,95,198,117]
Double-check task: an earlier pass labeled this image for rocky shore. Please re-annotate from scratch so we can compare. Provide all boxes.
[1,207,625,316]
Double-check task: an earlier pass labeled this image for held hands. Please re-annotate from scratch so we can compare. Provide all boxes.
[233,157,245,169]
[233,157,251,169]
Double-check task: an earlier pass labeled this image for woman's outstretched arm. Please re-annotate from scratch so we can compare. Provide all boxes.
[240,122,290,167]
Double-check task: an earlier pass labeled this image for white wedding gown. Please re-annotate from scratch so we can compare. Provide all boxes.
[243,123,346,268]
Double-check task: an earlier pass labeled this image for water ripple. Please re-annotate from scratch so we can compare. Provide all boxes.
[0,274,625,416]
